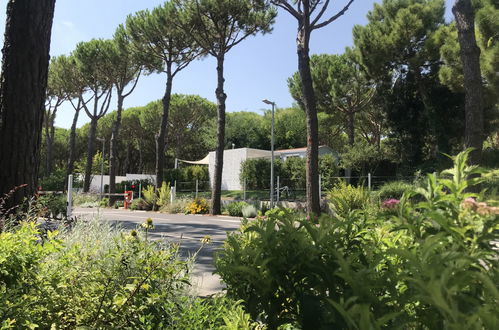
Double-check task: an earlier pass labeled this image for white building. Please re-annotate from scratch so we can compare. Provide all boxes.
[206,146,337,191]
[208,148,272,190]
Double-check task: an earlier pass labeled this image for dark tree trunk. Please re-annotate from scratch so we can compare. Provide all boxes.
[155,68,173,188]
[0,0,56,209]
[453,0,484,164]
[297,28,320,215]
[67,106,80,178]
[211,55,227,215]
[109,94,124,204]
[83,117,98,192]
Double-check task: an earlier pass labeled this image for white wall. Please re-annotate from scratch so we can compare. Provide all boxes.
[88,173,155,193]
[208,148,272,191]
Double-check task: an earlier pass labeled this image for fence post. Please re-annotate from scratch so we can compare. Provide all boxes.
[195,179,198,199]
[139,183,142,199]
[368,173,372,190]
[67,175,73,219]
[276,176,280,203]
[319,174,322,199]
[243,179,246,201]
[170,183,174,204]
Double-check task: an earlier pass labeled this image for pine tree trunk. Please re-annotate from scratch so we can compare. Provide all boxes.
[297,28,321,215]
[83,117,98,192]
[67,107,80,178]
[211,55,227,215]
[155,68,173,188]
[453,0,484,164]
[109,94,124,204]
[0,0,56,209]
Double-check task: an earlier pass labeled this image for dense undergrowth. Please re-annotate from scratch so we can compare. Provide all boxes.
[216,150,499,329]
[0,216,253,329]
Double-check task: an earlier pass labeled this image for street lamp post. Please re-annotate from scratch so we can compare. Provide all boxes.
[262,99,275,208]
[96,137,105,201]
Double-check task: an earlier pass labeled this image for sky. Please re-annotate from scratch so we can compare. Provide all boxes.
[0,0,454,129]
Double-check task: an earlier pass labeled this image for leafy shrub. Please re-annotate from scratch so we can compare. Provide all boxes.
[242,204,257,218]
[186,198,209,214]
[0,218,253,328]
[39,168,66,191]
[37,194,67,219]
[142,185,157,209]
[99,197,109,207]
[225,201,249,217]
[72,193,99,207]
[157,181,171,208]
[326,180,370,216]
[161,199,191,214]
[130,198,151,211]
[376,180,414,200]
[216,149,499,328]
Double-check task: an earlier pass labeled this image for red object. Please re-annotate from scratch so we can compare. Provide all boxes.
[124,190,133,209]
[132,185,135,189]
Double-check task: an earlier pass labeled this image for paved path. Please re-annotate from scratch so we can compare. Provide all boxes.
[73,207,243,296]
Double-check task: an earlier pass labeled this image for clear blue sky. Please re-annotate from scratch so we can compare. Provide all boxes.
[0,0,454,129]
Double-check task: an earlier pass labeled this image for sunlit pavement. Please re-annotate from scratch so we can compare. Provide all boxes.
[73,207,243,297]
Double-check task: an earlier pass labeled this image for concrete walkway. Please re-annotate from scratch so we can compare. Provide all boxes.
[73,207,243,297]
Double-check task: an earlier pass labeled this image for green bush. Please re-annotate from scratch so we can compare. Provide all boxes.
[225,201,249,217]
[157,181,171,208]
[130,198,151,211]
[240,155,338,191]
[216,149,499,328]
[37,194,67,219]
[72,193,99,207]
[161,199,191,214]
[99,197,109,207]
[39,168,66,191]
[376,180,414,200]
[142,185,157,209]
[0,218,252,328]
[326,180,370,216]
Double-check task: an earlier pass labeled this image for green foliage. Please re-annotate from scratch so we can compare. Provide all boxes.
[186,198,209,214]
[0,219,251,328]
[226,112,267,149]
[340,141,390,175]
[241,155,338,191]
[72,193,99,208]
[39,168,66,192]
[376,180,415,200]
[160,198,192,214]
[130,198,150,211]
[157,182,171,208]
[37,194,67,219]
[99,197,109,207]
[327,181,370,216]
[142,185,157,209]
[217,149,499,328]
[240,157,284,190]
[242,204,257,218]
[225,201,249,217]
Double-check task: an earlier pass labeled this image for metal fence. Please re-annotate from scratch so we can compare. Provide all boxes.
[167,174,418,203]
